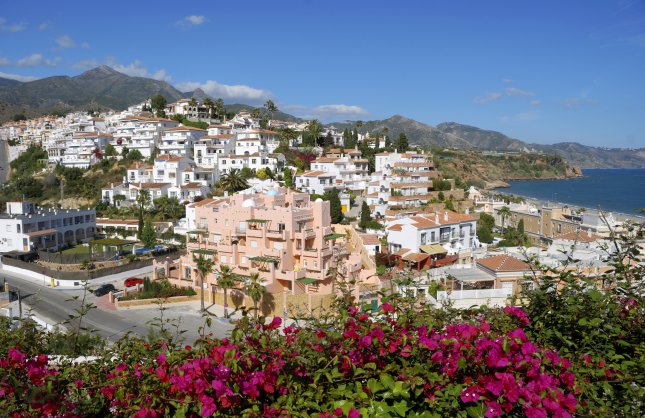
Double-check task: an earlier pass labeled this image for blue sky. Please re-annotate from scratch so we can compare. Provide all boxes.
[1,0,644,148]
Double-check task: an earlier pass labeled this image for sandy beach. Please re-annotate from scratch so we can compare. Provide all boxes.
[496,190,645,224]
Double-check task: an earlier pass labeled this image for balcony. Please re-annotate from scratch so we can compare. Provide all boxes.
[266,229,285,240]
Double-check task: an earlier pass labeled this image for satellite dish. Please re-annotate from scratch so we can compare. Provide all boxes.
[117,138,123,145]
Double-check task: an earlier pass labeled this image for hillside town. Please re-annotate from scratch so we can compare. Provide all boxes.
[0,96,637,319]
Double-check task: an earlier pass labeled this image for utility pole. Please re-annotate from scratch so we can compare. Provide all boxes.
[17,288,22,327]
[60,177,65,208]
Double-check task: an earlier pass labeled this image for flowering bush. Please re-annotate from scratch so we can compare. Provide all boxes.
[1,306,580,417]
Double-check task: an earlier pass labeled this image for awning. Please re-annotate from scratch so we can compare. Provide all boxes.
[192,249,216,256]
[324,233,345,240]
[246,219,269,223]
[420,244,448,255]
[446,268,495,283]
[25,228,57,237]
[296,277,318,285]
[402,253,430,263]
[249,256,279,263]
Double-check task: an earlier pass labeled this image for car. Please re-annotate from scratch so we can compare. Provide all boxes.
[94,283,116,297]
[124,277,144,287]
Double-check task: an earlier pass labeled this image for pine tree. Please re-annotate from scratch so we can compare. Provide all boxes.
[140,217,157,248]
[329,188,343,224]
[359,201,372,229]
[396,133,408,151]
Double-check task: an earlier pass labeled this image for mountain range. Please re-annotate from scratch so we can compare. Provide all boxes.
[1,66,643,168]
[331,116,645,168]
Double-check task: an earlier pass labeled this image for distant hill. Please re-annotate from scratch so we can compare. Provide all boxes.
[331,116,645,168]
[0,66,185,121]
[0,77,22,88]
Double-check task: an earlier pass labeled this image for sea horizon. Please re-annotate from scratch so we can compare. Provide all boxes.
[499,168,645,217]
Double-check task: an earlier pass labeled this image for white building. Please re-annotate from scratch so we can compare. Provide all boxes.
[310,150,370,193]
[159,126,207,157]
[386,210,478,257]
[294,170,342,195]
[0,202,96,253]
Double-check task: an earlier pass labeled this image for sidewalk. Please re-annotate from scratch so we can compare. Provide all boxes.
[0,263,153,291]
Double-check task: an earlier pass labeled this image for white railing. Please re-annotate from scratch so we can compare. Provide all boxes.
[437,288,511,301]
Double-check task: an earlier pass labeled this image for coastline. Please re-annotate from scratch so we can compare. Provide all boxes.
[494,191,645,223]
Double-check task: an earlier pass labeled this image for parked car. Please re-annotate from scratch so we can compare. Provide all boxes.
[124,277,144,287]
[94,283,116,297]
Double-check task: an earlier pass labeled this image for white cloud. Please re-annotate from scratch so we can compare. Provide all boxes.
[474,91,502,104]
[530,99,542,106]
[561,98,599,107]
[151,68,172,82]
[81,42,90,48]
[105,58,171,82]
[56,35,76,49]
[0,57,11,66]
[176,15,206,27]
[0,17,25,32]
[16,53,60,67]
[176,80,270,102]
[502,78,513,83]
[283,104,369,121]
[505,87,535,97]
[72,59,99,70]
[0,71,38,82]
[38,22,49,31]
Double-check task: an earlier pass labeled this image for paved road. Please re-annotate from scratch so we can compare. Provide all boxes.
[2,269,235,344]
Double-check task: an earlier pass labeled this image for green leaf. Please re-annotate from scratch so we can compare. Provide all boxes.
[380,373,395,389]
[393,400,408,416]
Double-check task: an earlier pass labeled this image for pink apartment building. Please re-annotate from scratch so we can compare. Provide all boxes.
[170,188,357,295]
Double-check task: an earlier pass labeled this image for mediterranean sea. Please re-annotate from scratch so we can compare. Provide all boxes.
[503,168,645,216]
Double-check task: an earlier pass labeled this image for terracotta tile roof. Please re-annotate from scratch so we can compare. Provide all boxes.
[359,234,380,246]
[208,125,231,129]
[300,170,332,177]
[477,255,531,272]
[315,157,339,163]
[366,192,379,197]
[387,224,403,231]
[555,231,604,243]
[165,126,206,132]
[393,248,411,256]
[202,134,234,139]
[181,182,203,189]
[134,183,170,189]
[403,252,430,263]
[393,162,434,168]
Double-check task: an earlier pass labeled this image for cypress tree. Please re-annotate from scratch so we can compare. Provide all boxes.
[359,201,372,229]
[329,188,343,224]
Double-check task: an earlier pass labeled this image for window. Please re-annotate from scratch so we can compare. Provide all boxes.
[199,217,207,229]
[17,224,20,233]
[278,223,285,232]
[313,261,318,268]
[184,267,191,279]
[431,231,435,242]
[252,159,256,164]
[242,256,247,264]
[273,242,283,250]
[250,240,258,248]
[420,233,427,245]
[303,260,307,267]
[221,255,227,263]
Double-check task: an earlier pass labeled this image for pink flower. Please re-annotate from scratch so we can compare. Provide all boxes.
[460,387,481,403]
[485,401,502,417]
[348,408,360,418]
[381,303,394,314]
[504,306,530,326]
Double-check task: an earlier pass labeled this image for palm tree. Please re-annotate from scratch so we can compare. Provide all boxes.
[264,100,278,122]
[217,265,238,319]
[251,108,261,119]
[214,98,225,121]
[219,168,249,193]
[308,119,322,146]
[193,254,215,313]
[203,98,214,119]
[245,272,266,319]
[498,206,511,233]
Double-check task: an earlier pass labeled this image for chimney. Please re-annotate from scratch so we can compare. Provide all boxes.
[587,229,591,237]
[465,208,469,214]
[435,213,439,224]
[444,211,448,221]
